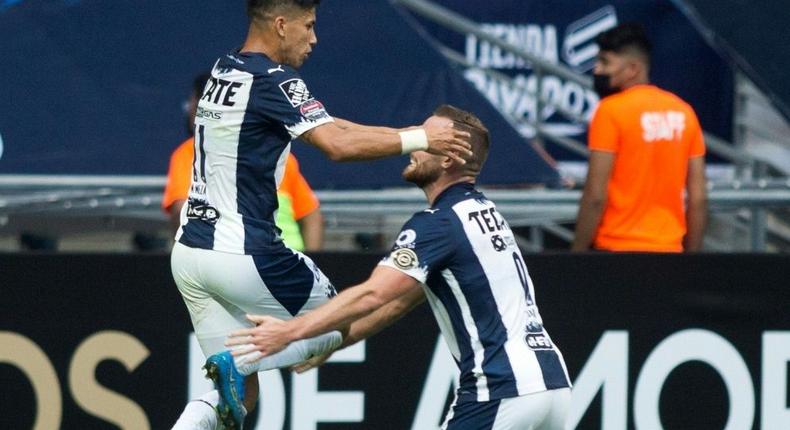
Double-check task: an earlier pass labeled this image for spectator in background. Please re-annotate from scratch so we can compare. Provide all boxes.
[271,153,324,251]
[572,23,707,252]
[162,74,324,251]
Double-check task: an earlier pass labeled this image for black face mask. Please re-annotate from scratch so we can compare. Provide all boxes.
[593,73,620,99]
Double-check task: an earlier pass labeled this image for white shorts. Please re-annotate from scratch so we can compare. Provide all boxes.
[171,242,336,356]
[442,388,571,430]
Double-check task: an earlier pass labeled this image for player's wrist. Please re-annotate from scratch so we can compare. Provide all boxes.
[399,129,429,154]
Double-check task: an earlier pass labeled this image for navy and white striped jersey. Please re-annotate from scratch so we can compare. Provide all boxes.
[380,183,571,404]
[176,50,333,254]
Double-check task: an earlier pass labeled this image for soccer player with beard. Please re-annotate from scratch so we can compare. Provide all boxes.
[227,105,572,430]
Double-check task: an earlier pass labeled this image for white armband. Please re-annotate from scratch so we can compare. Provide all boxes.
[399,129,429,154]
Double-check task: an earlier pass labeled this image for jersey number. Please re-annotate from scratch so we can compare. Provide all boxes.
[513,252,534,306]
[193,125,207,183]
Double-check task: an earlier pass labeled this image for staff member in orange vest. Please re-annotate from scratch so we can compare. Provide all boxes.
[572,23,707,253]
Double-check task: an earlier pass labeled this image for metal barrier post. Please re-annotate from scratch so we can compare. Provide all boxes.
[750,208,767,251]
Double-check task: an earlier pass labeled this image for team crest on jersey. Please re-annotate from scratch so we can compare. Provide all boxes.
[525,333,553,350]
[491,234,507,252]
[395,229,417,247]
[186,200,221,225]
[299,100,329,121]
[279,78,314,107]
[391,248,418,270]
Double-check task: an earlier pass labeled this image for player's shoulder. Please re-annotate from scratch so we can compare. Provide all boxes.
[405,208,452,232]
[215,51,300,80]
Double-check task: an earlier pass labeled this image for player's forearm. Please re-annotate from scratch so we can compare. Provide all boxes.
[333,117,400,134]
[322,129,404,161]
[342,287,425,348]
[288,282,385,343]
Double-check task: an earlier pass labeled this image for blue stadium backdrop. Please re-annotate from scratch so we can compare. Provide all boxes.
[0,0,732,187]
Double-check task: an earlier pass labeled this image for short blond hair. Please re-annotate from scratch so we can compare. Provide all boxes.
[433,105,490,176]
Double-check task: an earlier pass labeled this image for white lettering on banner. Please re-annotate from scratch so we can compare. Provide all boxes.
[761,332,790,428]
[562,6,618,72]
[566,331,628,430]
[6,328,790,428]
[641,111,686,142]
[411,336,459,430]
[291,344,365,429]
[466,24,558,70]
[463,69,597,139]
[569,330,790,429]
[633,329,754,430]
[184,330,790,429]
[188,334,365,430]
[460,10,617,140]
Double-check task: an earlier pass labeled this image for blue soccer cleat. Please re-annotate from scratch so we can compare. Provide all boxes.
[204,351,247,430]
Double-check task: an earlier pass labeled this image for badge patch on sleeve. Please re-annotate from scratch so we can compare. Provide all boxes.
[299,100,329,121]
[279,78,313,107]
[391,248,419,270]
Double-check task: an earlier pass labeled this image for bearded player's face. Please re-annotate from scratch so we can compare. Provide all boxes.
[403,151,443,188]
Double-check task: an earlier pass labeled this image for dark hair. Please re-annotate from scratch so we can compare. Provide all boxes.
[433,104,490,176]
[595,23,652,65]
[192,72,211,99]
[247,0,321,21]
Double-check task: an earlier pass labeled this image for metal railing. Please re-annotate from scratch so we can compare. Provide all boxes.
[1,175,789,250]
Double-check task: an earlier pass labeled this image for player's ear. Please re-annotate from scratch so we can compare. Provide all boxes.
[625,57,641,80]
[274,16,287,37]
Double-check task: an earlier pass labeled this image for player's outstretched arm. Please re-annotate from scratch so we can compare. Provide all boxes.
[332,117,399,134]
[300,117,472,164]
[288,287,424,374]
[225,266,421,357]
[341,283,425,348]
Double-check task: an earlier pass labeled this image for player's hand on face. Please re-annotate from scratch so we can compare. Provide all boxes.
[225,314,292,357]
[422,116,473,165]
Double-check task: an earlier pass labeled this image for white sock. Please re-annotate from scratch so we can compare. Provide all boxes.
[171,390,220,430]
[234,330,342,375]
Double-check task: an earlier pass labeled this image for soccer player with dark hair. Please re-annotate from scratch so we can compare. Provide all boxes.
[572,23,707,252]
[170,1,472,429]
[228,105,572,430]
